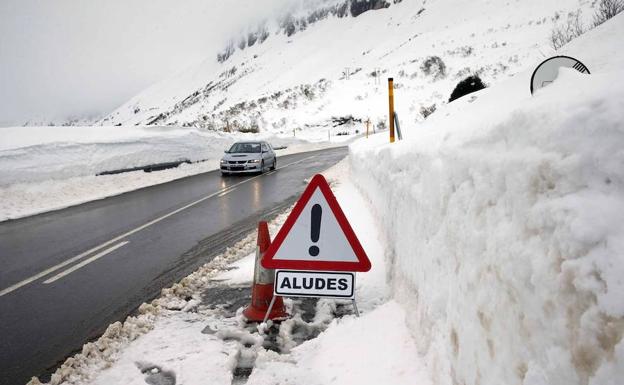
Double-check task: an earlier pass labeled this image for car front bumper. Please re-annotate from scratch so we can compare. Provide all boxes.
[220,163,262,173]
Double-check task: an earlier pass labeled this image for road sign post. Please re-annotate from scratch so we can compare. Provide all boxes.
[260,174,371,323]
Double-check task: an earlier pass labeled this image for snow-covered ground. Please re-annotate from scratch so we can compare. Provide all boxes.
[0,125,353,221]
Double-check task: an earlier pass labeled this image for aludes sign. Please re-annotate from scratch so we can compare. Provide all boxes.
[275,271,355,298]
[261,174,370,308]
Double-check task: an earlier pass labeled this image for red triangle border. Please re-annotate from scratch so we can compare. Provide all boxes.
[261,174,371,272]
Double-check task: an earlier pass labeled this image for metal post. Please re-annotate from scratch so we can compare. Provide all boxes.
[352,299,360,317]
[366,118,370,138]
[388,78,395,143]
[394,112,402,141]
[262,296,277,324]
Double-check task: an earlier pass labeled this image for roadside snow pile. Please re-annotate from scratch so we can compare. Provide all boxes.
[350,15,624,385]
[0,125,350,221]
[0,125,322,186]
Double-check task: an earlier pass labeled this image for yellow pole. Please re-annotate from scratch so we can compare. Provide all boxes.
[388,78,395,143]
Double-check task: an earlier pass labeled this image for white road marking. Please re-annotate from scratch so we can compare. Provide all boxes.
[43,242,130,284]
[0,250,101,297]
[217,187,237,197]
[0,154,317,297]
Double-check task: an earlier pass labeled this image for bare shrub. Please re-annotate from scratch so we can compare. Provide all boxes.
[238,37,247,50]
[258,24,270,43]
[216,40,235,63]
[549,10,585,50]
[247,32,257,47]
[420,104,437,119]
[421,56,447,80]
[301,84,315,100]
[238,125,259,134]
[593,0,624,26]
[281,15,297,37]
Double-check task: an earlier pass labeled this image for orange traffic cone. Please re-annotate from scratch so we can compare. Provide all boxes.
[243,221,288,322]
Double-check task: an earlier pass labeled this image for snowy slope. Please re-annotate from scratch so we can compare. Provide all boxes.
[102,0,591,139]
[350,13,624,385]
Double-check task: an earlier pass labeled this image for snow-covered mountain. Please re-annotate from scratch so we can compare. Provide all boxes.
[101,0,592,139]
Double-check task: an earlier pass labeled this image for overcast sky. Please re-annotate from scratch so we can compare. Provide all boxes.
[0,0,309,125]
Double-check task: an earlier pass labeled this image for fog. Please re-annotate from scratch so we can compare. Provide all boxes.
[0,0,319,126]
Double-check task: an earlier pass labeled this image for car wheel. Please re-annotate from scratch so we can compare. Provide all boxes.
[260,160,265,174]
[270,158,276,171]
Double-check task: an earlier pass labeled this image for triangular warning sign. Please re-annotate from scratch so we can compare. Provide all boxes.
[262,174,371,272]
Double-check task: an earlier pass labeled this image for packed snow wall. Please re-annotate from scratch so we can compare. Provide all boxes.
[349,16,624,385]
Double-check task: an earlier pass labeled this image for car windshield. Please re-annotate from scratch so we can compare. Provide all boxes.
[228,143,261,153]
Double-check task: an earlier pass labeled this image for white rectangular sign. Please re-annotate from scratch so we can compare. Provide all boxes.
[274,270,355,298]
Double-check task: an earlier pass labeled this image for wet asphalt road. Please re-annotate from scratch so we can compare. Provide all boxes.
[0,146,348,385]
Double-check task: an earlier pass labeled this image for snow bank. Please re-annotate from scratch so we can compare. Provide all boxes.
[0,125,336,186]
[0,125,351,221]
[349,16,624,385]
[88,312,237,385]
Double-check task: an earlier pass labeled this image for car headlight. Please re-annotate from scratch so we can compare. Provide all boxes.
[248,159,260,163]
[220,159,227,164]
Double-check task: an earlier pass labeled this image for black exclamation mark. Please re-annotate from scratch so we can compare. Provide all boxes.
[308,204,322,257]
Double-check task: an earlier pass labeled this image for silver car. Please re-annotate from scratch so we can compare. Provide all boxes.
[220,141,277,176]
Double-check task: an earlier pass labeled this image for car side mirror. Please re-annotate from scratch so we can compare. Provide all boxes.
[224,150,229,153]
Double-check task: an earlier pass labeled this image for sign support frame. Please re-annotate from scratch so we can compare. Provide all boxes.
[262,291,360,324]
[258,174,370,324]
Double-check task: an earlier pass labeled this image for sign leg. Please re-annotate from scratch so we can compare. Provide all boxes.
[352,299,360,317]
[262,296,277,325]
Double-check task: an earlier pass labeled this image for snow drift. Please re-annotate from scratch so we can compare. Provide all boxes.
[350,14,624,385]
